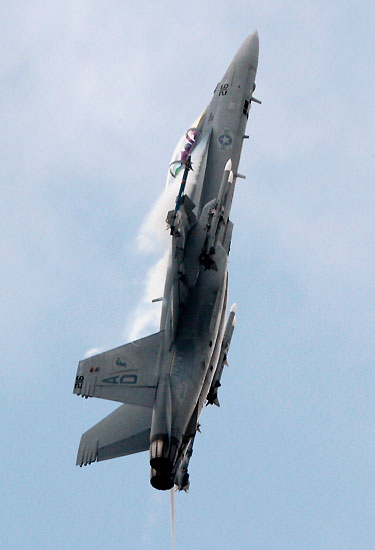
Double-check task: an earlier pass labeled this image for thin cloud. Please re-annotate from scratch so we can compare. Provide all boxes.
[84,347,104,358]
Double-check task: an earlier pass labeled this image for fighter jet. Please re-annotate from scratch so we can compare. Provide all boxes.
[73,31,260,491]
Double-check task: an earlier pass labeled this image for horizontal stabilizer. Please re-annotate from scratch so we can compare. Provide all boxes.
[73,331,163,408]
[77,403,152,466]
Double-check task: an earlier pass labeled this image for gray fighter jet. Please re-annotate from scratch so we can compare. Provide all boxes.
[73,31,260,491]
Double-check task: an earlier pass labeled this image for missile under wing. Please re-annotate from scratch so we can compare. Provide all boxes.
[73,31,260,491]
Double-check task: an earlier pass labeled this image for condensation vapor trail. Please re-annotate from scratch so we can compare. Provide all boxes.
[170,488,175,550]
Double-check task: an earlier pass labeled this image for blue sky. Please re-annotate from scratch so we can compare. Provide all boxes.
[1,1,375,549]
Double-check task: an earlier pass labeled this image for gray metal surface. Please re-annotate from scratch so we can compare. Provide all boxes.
[73,31,260,491]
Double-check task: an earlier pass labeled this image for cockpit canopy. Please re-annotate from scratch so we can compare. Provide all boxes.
[166,111,206,186]
[169,127,199,178]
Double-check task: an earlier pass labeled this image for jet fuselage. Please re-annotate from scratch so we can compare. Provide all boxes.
[150,32,259,489]
[73,31,260,492]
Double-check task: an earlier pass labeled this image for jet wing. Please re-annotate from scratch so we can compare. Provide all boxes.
[76,403,152,466]
[73,331,163,408]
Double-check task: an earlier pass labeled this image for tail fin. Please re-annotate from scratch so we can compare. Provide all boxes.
[73,331,163,408]
[77,403,152,466]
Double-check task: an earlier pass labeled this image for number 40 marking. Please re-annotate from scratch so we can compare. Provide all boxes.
[219,84,229,96]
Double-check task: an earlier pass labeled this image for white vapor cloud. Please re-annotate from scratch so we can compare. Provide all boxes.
[137,181,179,253]
[126,249,170,342]
[126,179,179,341]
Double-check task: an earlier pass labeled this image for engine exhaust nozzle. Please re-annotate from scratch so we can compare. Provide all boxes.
[150,467,174,491]
[150,437,173,473]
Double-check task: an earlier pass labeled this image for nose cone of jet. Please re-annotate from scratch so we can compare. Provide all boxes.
[233,30,259,70]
